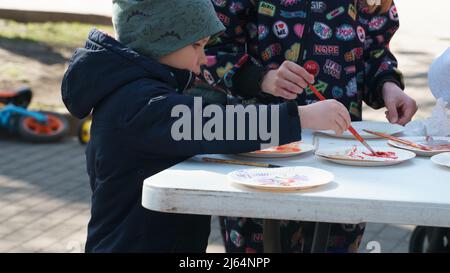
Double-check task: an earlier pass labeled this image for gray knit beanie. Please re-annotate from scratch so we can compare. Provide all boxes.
[112,0,225,59]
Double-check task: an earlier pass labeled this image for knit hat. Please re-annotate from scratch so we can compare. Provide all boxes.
[112,0,225,59]
[429,47,450,106]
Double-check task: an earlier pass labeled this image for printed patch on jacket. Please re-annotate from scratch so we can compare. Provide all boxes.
[349,101,361,118]
[294,24,305,38]
[229,1,244,14]
[344,47,363,62]
[280,10,307,19]
[344,65,356,75]
[305,80,328,95]
[216,62,234,79]
[258,24,269,40]
[212,0,227,8]
[368,16,388,31]
[332,86,344,99]
[251,233,264,243]
[356,26,366,42]
[313,22,333,40]
[370,49,385,59]
[304,60,320,76]
[217,12,231,26]
[258,1,276,17]
[311,1,327,13]
[327,6,345,20]
[273,21,289,39]
[206,56,217,67]
[261,43,282,61]
[389,5,399,21]
[346,77,357,97]
[313,44,340,56]
[348,3,357,21]
[336,24,355,41]
[230,230,244,247]
[281,0,301,7]
[285,43,301,62]
[323,59,342,79]
[203,69,215,85]
[375,61,391,76]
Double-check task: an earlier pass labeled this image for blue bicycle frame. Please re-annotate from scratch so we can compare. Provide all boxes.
[0,104,48,128]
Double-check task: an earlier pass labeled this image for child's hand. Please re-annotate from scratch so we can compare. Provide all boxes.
[382,82,418,126]
[298,100,351,136]
[261,61,315,100]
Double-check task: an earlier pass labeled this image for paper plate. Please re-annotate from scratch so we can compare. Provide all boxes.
[388,136,450,156]
[315,146,416,166]
[316,121,404,139]
[227,166,334,191]
[239,141,314,158]
[431,152,450,168]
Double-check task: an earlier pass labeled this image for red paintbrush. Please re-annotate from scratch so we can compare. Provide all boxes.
[307,83,378,155]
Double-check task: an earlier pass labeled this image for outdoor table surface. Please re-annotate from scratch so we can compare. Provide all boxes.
[142,129,450,229]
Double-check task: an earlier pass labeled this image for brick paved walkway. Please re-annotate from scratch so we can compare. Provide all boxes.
[0,138,415,253]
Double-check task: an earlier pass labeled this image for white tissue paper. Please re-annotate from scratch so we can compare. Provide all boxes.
[404,98,450,136]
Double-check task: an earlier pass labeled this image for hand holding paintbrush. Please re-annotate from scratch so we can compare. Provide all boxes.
[260,61,352,136]
[306,80,378,155]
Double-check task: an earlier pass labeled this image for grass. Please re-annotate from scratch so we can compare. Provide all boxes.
[0,19,114,49]
[0,63,28,81]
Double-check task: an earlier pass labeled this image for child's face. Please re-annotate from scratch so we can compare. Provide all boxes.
[159,36,210,75]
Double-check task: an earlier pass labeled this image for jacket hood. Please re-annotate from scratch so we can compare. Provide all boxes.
[61,29,194,119]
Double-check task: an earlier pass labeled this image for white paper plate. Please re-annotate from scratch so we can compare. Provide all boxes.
[315,146,416,166]
[388,136,450,156]
[239,141,314,158]
[431,152,450,168]
[316,121,404,139]
[227,166,334,191]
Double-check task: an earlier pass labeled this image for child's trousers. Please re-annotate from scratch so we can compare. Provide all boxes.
[220,217,365,253]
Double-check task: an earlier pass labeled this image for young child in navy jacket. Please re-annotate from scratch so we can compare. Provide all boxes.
[61,0,351,252]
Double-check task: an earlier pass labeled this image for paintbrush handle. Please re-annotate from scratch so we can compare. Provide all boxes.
[308,83,376,153]
[202,157,278,168]
[363,130,431,151]
[347,126,364,143]
[347,126,377,154]
[308,83,326,101]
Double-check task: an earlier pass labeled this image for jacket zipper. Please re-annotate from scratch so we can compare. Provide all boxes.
[301,0,313,64]
[182,71,193,92]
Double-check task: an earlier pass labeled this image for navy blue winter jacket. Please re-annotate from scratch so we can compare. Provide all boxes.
[61,29,302,252]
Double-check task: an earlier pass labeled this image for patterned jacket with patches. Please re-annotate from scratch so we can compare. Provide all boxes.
[202,0,404,120]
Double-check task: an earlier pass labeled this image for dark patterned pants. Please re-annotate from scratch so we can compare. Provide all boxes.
[220,217,365,253]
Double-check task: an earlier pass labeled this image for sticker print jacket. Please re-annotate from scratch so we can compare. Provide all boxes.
[202,0,404,120]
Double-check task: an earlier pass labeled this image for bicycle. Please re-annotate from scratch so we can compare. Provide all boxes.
[0,87,68,143]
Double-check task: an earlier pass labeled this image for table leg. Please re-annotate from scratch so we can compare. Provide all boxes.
[263,219,281,253]
[311,222,331,253]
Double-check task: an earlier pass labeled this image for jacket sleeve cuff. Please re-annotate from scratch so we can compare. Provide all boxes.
[278,100,302,144]
[370,72,405,109]
[231,57,265,98]
[376,73,405,92]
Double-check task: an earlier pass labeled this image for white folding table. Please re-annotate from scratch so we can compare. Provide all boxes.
[142,130,450,252]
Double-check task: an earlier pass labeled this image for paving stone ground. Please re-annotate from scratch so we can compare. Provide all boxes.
[0,138,415,253]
